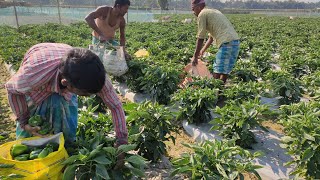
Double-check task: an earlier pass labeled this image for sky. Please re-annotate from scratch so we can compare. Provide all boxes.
[276,0,319,2]
[221,0,319,2]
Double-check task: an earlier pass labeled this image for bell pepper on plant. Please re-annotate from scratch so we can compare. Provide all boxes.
[28,115,43,127]
[14,154,29,161]
[11,144,29,157]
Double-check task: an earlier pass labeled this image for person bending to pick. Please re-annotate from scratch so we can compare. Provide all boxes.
[190,0,240,83]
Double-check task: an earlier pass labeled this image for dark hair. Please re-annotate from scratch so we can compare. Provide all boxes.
[60,48,106,94]
[114,0,130,7]
[191,0,205,7]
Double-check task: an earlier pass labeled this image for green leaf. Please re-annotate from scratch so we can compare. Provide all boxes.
[229,171,239,180]
[95,164,110,179]
[182,143,193,149]
[62,155,80,165]
[239,173,244,180]
[290,168,304,176]
[190,154,195,166]
[259,125,269,132]
[301,147,315,162]
[126,165,145,177]
[103,147,116,156]
[279,143,288,149]
[117,144,137,154]
[92,104,100,112]
[303,133,315,141]
[210,125,220,131]
[170,168,180,177]
[177,166,191,173]
[92,175,102,180]
[170,136,176,145]
[251,165,263,169]
[201,155,209,164]
[93,155,112,165]
[217,149,233,158]
[172,157,189,165]
[79,154,88,161]
[252,170,262,180]
[87,145,104,159]
[90,137,101,150]
[203,172,210,180]
[285,161,295,166]
[216,164,228,178]
[253,151,264,158]
[123,103,138,112]
[126,155,146,166]
[62,164,78,180]
[281,136,295,143]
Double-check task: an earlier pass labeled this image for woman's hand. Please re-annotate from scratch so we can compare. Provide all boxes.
[24,124,45,137]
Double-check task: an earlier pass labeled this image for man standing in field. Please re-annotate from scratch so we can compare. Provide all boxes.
[191,0,240,83]
[85,0,131,59]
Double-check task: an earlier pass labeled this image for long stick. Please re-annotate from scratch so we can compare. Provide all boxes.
[127,11,129,23]
[57,0,62,24]
[13,0,19,29]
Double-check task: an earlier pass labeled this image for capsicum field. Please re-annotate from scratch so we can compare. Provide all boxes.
[0,14,320,179]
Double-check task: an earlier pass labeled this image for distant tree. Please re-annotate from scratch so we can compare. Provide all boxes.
[158,0,168,10]
[63,0,91,5]
[25,0,320,10]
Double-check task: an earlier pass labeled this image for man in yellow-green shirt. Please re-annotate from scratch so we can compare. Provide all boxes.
[191,0,240,83]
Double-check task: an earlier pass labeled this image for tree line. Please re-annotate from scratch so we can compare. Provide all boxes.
[25,0,320,10]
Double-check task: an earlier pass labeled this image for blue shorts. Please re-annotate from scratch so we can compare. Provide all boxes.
[214,40,240,74]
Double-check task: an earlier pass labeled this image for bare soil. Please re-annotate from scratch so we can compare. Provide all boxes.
[0,61,15,145]
[262,120,284,134]
[165,129,195,159]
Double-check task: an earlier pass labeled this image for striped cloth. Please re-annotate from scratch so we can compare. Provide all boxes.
[5,43,128,144]
[92,36,119,46]
[16,93,78,144]
[213,40,240,74]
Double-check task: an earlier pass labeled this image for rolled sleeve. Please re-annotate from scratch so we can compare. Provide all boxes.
[7,92,29,128]
[97,77,128,145]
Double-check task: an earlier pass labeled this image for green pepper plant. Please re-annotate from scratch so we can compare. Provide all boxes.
[171,140,262,180]
[211,98,269,149]
[125,101,179,162]
[172,87,218,125]
[63,131,146,180]
[265,71,303,104]
[279,101,320,179]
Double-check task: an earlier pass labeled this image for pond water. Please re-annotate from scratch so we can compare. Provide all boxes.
[0,6,158,25]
